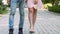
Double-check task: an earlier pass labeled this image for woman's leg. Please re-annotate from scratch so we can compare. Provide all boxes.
[28,7,34,32]
[33,8,37,26]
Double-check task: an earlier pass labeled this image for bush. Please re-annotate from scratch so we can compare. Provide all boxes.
[0,0,8,14]
[42,0,53,4]
[44,3,52,9]
[0,5,8,14]
[48,5,60,13]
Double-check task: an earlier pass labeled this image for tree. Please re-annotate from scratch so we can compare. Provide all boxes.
[42,0,59,6]
[55,0,59,6]
[0,0,8,14]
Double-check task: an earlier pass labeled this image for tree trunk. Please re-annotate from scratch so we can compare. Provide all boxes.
[52,0,59,6]
[55,0,58,6]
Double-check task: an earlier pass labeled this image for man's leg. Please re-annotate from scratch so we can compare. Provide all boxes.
[9,0,17,34]
[18,0,25,34]
[19,0,25,29]
[9,0,17,29]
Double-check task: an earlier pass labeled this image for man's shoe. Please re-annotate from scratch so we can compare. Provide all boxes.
[9,29,14,34]
[18,28,23,34]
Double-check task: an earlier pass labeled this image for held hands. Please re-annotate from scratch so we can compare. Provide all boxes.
[34,0,38,4]
[25,0,28,3]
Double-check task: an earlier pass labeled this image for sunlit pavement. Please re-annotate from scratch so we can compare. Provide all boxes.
[0,8,60,34]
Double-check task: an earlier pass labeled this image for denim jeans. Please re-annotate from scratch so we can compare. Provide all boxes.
[9,0,25,29]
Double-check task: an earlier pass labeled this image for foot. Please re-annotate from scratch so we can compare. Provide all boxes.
[9,29,14,34]
[18,28,23,34]
[30,27,34,33]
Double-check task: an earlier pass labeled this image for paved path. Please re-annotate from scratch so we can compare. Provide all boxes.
[0,8,60,34]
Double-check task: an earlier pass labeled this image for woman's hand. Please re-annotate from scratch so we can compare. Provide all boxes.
[34,0,38,4]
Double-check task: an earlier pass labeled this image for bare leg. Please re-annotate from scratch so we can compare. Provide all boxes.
[28,7,34,32]
[33,7,37,26]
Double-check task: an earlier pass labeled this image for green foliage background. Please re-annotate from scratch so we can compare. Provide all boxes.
[0,0,8,14]
[42,0,60,13]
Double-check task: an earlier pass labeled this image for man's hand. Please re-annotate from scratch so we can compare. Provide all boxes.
[34,0,38,4]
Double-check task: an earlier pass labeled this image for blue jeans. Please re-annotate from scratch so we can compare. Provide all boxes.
[9,0,25,29]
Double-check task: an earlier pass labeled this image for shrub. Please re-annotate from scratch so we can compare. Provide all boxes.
[42,0,53,4]
[0,0,8,14]
[48,5,60,13]
[44,3,52,9]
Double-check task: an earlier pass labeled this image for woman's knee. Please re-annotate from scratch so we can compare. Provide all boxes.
[29,8,34,13]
